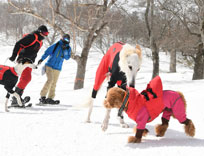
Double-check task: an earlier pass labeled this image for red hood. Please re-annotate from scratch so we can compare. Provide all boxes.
[126,76,164,122]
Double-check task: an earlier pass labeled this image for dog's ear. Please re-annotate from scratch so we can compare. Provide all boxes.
[135,44,142,59]
[135,44,141,51]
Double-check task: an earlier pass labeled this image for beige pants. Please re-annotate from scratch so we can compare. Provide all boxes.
[40,66,60,99]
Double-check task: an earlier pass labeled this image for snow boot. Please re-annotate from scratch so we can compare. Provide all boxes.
[39,96,47,104]
[155,117,169,137]
[46,98,60,105]
[11,87,30,107]
[182,119,195,137]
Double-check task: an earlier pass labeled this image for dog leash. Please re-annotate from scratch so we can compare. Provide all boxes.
[118,89,129,119]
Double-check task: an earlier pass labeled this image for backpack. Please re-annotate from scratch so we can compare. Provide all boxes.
[52,42,60,54]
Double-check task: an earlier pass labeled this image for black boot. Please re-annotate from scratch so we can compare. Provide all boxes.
[11,87,23,106]
[11,87,30,107]
[39,96,47,104]
[46,98,60,105]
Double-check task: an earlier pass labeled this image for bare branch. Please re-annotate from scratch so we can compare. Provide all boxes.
[7,0,65,35]
[157,0,200,37]
[55,10,88,32]
[145,0,151,37]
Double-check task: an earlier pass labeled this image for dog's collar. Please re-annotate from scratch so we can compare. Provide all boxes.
[118,89,129,119]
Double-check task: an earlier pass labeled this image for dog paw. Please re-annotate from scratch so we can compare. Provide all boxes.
[101,123,108,131]
[155,124,168,137]
[128,136,141,143]
[85,119,91,123]
[120,123,129,128]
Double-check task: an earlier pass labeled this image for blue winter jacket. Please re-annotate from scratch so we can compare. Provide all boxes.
[41,40,71,71]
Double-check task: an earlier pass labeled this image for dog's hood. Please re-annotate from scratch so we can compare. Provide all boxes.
[126,76,164,122]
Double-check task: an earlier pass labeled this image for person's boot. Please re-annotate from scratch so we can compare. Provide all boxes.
[11,87,30,107]
[46,98,60,105]
[39,96,47,104]
[11,87,23,106]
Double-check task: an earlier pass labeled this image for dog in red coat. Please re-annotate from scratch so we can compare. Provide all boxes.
[0,58,37,111]
[103,76,195,143]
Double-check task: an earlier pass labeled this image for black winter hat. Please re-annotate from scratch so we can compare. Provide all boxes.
[37,25,49,36]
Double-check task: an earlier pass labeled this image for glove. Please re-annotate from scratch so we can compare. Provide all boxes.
[9,56,15,62]
[38,59,43,65]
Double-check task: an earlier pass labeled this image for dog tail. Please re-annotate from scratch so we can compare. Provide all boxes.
[79,96,94,108]
[74,87,94,108]
[176,91,187,111]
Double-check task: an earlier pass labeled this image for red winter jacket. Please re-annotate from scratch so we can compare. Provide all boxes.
[126,76,164,123]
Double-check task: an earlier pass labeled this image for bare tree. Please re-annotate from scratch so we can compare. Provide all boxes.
[145,0,160,79]
[7,0,118,89]
[158,0,204,79]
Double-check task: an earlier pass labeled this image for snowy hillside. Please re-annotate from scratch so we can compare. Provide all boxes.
[0,45,204,156]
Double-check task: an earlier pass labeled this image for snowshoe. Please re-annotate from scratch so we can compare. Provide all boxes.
[45,98,60,105]
[8,103,32,108]
[9,96,31,108]
[36,98,60,106]
[39,96,47,104]
[36,97,47,106]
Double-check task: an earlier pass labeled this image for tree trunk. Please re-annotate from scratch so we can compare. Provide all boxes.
[193,43,204,80]
[74,33,94,89]
[151,38,159,79]
[74,56,87,89]
[169,49,176,73]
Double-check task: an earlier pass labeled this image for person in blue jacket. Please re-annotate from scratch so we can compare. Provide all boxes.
[38,34,71,104]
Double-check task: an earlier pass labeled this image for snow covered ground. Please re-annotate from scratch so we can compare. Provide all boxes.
[0,44,204,156]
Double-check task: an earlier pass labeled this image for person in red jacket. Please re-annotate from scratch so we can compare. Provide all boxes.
[9,25,49,106]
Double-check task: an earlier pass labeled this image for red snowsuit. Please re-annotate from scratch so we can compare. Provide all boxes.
[125,76,187,130]
[126,76,164,123]
[92,42,126,98]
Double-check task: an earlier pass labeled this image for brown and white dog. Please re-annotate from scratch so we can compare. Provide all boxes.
[103,76,195,143]
[84,42,142,131]
[0,58,37,111]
